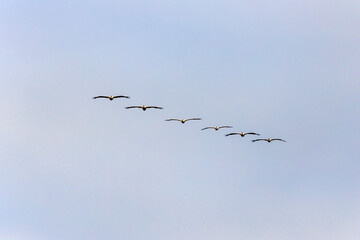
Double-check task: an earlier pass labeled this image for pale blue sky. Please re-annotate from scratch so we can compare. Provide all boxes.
[1,0,359,239]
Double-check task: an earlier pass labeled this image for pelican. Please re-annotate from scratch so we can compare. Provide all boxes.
[252,138,286,143]
[225,132,260,137]
[93,95,130,101]
[165,118,201,124]
[201,126,232,131]
[125,105,163,111]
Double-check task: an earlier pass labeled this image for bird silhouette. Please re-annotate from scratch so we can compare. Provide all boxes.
[125,105,163,111]
[165,118,202,124]
[93,95,130,101]
[252,138,286,143]
[225,132,260,137]
[201,126,232,131]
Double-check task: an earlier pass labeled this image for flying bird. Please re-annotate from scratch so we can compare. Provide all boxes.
[165,118,202,124]
[93,95,130,101]
[201,126,232,131]
[252,138,286,143]
[225,132,260,137]
[125,105,163,111]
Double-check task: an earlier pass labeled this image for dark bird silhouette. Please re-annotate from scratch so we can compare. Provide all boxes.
[165,118,202,124]
[201,126,232,131]
[225,132,260,137]
[252,138,286,143]
[125,105,163,111]
[93,95,130,101]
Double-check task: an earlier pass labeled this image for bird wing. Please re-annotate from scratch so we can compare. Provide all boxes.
[201,127,214,130]
[113,95,130,99]
[272,138,287,142]
[218,126,233,129]
[165,119,181,121]
[125,106,142,109]
[252,139,267,142]
[246,132,260,136]
[147,106,163,109]
[93,96,109,99]
[185,118,202,122]
[225,132,240,136]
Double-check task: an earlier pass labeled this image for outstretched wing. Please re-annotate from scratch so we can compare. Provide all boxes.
[165,119,182,122]
[125,106,142,109]
[218,126,233,129]
[252,139,267,142]
[201,127,214,130]
[272,138,287,142]
[245,132,260,136]
[185,118,202,122]
[147,106,163,109]
[113,95,130,99]
[93,96,109,99]
[225,132,241,136]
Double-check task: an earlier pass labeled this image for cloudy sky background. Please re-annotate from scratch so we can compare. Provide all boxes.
[1,0,359,239]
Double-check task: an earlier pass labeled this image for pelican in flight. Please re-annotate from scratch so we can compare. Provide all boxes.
[201,126,232,131]
[165,118,202,124]
[125,105,163,111]
[93,95,130,101]
[225,132,260,137]
[252,138,286,143]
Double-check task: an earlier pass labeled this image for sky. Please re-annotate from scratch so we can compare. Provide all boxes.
[0,0,359,239]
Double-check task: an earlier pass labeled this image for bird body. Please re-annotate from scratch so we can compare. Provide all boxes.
[225,132,260,137]
[165,118,202,124]
[93,95,130,101]
[201,126,232,131]
[125,105,163,111]
[252,138,286,143]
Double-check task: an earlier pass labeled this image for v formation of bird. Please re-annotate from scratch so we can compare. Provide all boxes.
[93,94,286,143]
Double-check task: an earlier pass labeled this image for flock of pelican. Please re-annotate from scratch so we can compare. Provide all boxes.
[93,94,286,143]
